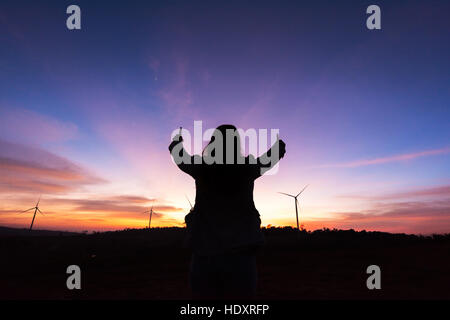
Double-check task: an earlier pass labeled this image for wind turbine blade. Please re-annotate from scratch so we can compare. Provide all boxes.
[278,192,296,198]
[296,184,309,198]
[36,196,41,208]
[38,209,45,216]
[185,194,193,208]
[18,208,34,214]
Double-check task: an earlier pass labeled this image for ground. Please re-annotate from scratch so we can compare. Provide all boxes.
[1,227,449,299]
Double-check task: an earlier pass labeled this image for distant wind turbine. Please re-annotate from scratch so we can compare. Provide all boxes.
[143,206,154,229]
[279,185,309,231]
[18,197,44,231]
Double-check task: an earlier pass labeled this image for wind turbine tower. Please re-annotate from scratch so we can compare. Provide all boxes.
[143,206,154,229]
[279,185,308,231]
[19,197,44,231]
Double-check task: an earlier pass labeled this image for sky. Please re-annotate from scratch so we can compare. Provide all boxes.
[0,0,449,234]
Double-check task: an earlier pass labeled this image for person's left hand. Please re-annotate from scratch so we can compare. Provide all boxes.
[168,134,183,152]
[279,139,286,158]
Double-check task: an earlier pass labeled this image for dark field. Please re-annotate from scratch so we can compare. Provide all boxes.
[1,227,449,300]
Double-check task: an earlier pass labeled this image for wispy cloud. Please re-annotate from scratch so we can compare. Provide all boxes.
[315,147,450,168]
[0,194,185,231]
[0,140,104,194]
[0,107,78,144]
[337,185,450,201]
[62,198,183,217]
[325,199,450,234]
[157,56,194,116]
[324,185,450,234]
[108,195,156,204]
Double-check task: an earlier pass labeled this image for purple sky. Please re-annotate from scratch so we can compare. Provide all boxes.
[0,0,449,233]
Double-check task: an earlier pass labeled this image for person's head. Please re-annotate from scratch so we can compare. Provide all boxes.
[203,124,243,164]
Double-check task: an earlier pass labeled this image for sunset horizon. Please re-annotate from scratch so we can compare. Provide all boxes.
[1,137,449,235]
[1,1,449,235]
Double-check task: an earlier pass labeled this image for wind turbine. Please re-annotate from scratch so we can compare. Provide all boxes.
[279,185,308,231]
[185,194,193,210]
[143,206,154,229]
[18,197,44,231]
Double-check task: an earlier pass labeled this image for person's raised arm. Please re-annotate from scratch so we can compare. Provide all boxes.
[253,138,286,177]
[169,134,197,177]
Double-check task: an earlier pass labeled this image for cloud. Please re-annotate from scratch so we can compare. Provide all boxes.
[328,185,450,234]
[27,196,184,217]
[108,195,156,204]
[0,194,185,231]
[157,56,194,116]
[0,140,104,194]
[340,200,450,219]
[326,199,450,234]
[337,185,450,201]
[0,107,78,144]
[394,185,450,198]
[316,147,450,168]
[67,199,183,217]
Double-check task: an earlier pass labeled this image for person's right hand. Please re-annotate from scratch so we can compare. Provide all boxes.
[168,134,183,152]
[279,139,286,158]
[173,134,183,142]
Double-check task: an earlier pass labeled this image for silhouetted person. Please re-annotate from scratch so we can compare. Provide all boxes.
[169,124,286,299]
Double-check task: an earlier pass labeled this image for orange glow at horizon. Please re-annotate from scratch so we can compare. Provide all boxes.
[1,198,449,235]
[0,137,449,235]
